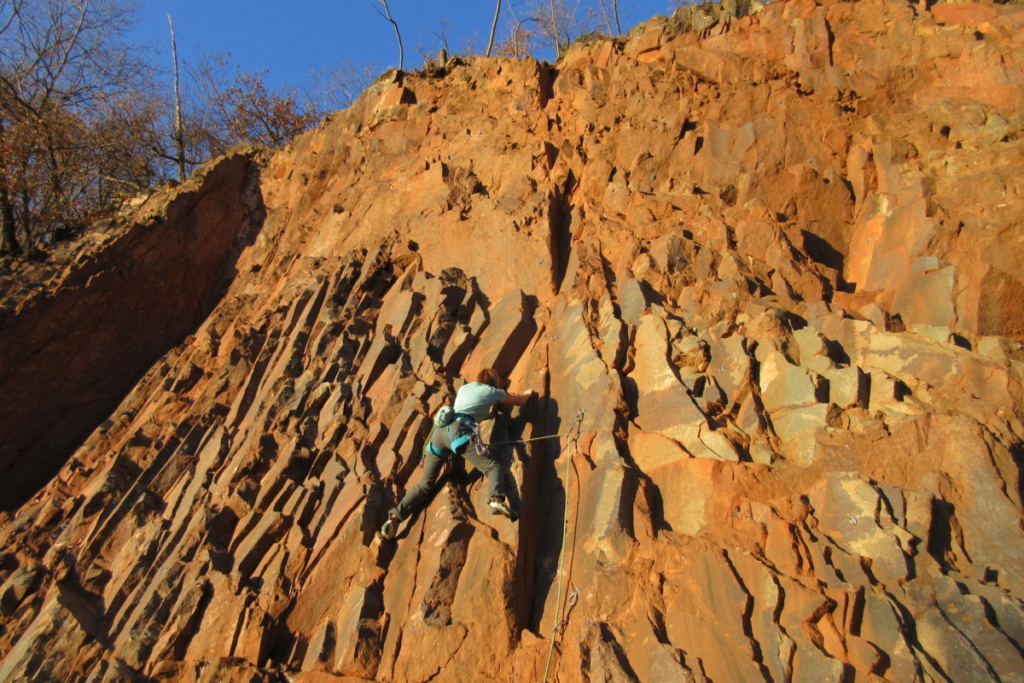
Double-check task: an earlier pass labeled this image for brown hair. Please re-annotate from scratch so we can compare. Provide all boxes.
[476,368,503,389]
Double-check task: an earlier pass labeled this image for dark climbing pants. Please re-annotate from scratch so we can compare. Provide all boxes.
[390,424,504,520]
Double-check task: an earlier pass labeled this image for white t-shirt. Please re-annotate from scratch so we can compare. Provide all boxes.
[453,382,507,422]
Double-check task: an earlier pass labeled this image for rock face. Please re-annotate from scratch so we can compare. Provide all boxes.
[0,152,265,510]
[2,0,1024,681]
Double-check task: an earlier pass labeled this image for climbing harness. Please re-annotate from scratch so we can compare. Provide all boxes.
[425,402,572,458]
[451,414,489,456]
[423,412,489,459]
[542,408,586,683]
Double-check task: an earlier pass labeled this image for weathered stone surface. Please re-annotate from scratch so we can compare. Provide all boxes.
[470,288,538,378]
[760,363,825,413]
[823,365,868,408]
[630,314,706,443]
[808,473,913,584]
[1,0,1023,680]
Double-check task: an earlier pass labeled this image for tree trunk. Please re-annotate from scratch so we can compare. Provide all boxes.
[486,0,503,57]
[169,15,186,181]
[377,0,404,71]
[0,120,21,255]
[0,184,20,255]
[548,0,561,57]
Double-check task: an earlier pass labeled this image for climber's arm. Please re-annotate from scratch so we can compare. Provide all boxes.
[502,390,535,407]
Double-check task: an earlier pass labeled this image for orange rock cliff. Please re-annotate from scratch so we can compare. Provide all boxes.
[1,0,1024,680]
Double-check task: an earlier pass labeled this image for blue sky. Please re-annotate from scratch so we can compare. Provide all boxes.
[132,1,680,90]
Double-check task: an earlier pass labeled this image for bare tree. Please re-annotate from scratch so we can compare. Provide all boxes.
[185,54,323,153]
[433,17,453,55]
[374,0,404,71]
[548,0,561,55]
[497,0,593,59]
[486,0,503,57]
[86,90,165,202]
[219,72,320,147]
[166,14,187,183]
[597,0,621,36]
[499,17,538,58]
[308,62,376,111]
[168,14,186,182]
[0,0,151,254]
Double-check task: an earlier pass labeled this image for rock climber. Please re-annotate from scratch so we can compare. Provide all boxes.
[380,368,535,540]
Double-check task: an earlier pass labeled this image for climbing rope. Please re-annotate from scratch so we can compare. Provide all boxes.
[542,408,585,683]
[488,431,574,447]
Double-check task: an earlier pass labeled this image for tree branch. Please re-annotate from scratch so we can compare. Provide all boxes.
[375,0,404,71]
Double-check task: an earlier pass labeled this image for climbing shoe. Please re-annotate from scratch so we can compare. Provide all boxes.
[379,515,400,541]
[489,496,516,519]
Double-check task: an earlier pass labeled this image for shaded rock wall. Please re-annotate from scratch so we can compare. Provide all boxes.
[1,0,1024,681]
[0,152,264,510]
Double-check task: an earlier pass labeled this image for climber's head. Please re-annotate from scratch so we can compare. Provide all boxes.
[476,367,505,390]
